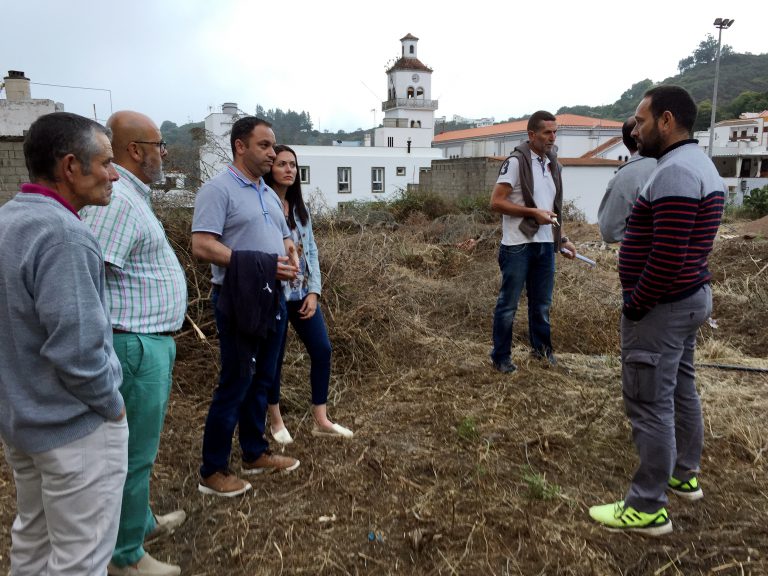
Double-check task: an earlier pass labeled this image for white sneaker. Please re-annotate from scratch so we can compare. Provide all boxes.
[108,552,181,576]
[145,509,186,544]
[271,426,294,445]
[311,422,354,439]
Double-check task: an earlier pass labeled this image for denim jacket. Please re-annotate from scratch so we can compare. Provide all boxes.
[293,209,321,296]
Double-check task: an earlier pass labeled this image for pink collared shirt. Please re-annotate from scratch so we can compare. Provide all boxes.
[20,183,80,219]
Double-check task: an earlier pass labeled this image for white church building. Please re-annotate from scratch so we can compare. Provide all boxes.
[199,33,442,211]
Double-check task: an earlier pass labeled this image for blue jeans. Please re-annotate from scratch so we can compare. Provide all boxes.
[491,242,555,363]
[200,289,287,479]
[268,299,333,407]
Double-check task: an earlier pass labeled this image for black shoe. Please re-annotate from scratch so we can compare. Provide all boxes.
[531,351,557,367]
[492,359,517,374]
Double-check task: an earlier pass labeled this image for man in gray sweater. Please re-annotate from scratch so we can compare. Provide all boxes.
[597,118,657,243]
[0,112,128,575]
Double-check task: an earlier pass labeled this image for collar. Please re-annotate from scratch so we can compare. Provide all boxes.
[227,164,266,191]
[114,164,151,201]
[658,139,698,160]
[20,183,80,219]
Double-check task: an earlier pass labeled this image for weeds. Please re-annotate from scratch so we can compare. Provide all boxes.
[521,465,561,500]
[457,417,479,442]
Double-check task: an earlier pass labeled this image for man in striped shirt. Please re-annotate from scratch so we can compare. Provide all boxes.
[83,111,187,576]
[589,86,725,536]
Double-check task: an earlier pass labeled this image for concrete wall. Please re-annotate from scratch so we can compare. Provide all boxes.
[0,99,58,136]
[0,137,26,205]
[418,157,501,199]
[417,156,620,223]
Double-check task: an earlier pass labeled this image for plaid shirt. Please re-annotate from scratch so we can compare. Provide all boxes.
[82,165,187,333]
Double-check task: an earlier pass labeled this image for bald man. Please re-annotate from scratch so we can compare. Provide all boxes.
[82,111,187,576]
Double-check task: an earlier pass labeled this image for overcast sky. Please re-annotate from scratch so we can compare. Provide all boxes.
[1,1,763,133]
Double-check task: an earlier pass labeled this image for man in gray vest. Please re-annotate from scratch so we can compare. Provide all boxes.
[598,117,657,243]
[489,111,576,374]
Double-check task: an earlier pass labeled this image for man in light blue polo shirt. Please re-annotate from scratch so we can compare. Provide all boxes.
[83,111,187,576]
[192,117,300,497]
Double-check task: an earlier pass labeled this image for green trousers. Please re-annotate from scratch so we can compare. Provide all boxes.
[111,333,176,567]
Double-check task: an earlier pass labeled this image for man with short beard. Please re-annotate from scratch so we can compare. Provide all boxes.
[83,111,187,576]
[589,86,725,536]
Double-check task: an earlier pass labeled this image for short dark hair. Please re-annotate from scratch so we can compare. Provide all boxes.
[643,85,697,133]
[230,116,272,159]
[24,112,110,182]
[263,144,309,228]
[622,117,638,153]
[527,110,556,133]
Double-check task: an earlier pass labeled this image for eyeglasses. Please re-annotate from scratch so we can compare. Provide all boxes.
[132,140,167,153]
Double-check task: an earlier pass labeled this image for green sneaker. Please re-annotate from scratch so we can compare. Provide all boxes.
[668,476,703,501]
[589,500,672,536]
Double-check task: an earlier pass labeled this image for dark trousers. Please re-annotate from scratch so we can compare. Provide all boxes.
[200,290,287,478]
[268,299,333,407]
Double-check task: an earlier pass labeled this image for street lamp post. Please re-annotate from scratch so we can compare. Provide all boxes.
[708,17,734,158]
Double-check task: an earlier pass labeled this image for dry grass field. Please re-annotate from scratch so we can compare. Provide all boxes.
[1,210,766,575]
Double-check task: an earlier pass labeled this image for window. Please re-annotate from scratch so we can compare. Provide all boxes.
[299,166,310,185]
[371,167,384,193]
[409,45,414,54]
[407,87,415,98]
[396,166,406,176]
[387,137,394,147]
[337,167,351,193]
[416,87,424,97]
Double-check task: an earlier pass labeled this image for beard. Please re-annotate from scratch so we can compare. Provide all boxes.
[636,128,664,159]
[141,159,165,184]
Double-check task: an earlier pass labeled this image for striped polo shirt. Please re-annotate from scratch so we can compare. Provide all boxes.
[82,164,187,333]
[619,140,724,317]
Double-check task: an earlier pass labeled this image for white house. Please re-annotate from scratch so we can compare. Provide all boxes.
[695,111,768,204]
[199,34,442,210]
[0,71,64,137]
[1,70,64,201]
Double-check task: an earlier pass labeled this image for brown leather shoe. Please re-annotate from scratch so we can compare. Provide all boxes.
[198,471,252,497]
[242,450,300,475]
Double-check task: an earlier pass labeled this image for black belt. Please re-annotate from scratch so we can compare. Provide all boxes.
[113,328,178,337]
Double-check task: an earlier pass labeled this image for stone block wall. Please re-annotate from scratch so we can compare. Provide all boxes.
[0,137,27,206]
[416,157,503,200]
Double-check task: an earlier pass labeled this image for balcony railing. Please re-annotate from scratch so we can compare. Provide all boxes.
[382,98,438,111]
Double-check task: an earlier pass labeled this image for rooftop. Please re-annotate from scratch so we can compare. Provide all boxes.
[434,114,623,143]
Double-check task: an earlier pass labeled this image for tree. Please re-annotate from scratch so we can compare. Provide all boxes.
[678,55,695,75]
[693,99,713,132]
[744,185,768,218]
[692,34,733,66]
[726,91,768,117]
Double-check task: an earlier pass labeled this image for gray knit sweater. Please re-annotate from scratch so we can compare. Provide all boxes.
[0,192,124,453]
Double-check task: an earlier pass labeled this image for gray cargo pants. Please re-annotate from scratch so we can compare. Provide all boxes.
[621,284,712,513]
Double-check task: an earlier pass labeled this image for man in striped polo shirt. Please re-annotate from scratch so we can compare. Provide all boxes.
[590,86,725,536]
[83,111,187,576]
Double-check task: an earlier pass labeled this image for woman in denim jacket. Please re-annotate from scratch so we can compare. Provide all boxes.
[263,145,353,442]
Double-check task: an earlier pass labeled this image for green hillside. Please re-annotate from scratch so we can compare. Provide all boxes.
[558,52,768,129]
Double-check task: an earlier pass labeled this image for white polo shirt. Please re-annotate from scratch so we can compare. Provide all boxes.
[496,150,557,246]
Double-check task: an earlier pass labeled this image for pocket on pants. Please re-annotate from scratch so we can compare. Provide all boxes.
[123,335,145,377]
[622,349,660,402]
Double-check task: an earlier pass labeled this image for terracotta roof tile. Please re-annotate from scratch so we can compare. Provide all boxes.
[433,114,622,143]
[401,33,419,41]
[580,136,622,158]
[387,57,433,73]
[559,158,622,167]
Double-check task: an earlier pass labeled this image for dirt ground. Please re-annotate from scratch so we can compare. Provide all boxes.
[1,215,766,575]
